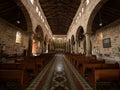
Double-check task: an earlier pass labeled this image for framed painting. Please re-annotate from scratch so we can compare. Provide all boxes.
[103,38,111,48]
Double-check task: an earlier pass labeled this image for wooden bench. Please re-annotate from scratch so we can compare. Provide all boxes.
[17,60,38,77]
[80,63,119,76]
[18,53,54,76]
[0,63,24,70]
[0,61,38,78]
[0,69,31,90]
[78,60,105,72]
[89,69,120,90]
[68,55,100,68]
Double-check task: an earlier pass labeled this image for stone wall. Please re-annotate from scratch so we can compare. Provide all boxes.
[0,18,29,55]
[91,20,120,64]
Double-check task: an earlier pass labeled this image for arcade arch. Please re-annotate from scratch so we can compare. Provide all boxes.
[76,26,85,54]
[32,25,44,55]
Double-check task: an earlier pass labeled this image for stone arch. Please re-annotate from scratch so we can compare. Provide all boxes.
[76,26,85,47]
[35,25,44,42]
[0,0,33,56]
[15,0,33,32]
[83,0,108,56]
[86,0,108,33]
[32,25,44,54]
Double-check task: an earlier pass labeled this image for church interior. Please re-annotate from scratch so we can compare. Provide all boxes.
[0,0,120,90]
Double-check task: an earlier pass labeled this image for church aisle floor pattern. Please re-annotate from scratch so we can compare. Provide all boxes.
[27,54,93,90]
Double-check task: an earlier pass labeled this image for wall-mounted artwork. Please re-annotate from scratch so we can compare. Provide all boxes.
[103,38,111,48]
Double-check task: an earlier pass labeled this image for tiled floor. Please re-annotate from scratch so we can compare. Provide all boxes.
[27,54,93,90]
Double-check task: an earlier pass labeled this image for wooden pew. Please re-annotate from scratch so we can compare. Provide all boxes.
[65,54,97,66]
[0,53,55,89]
[17,59,38,77]
[93,69,120,90]
[17,53,54,76]
[0,70,31,90]
[0,63,24,70]
[78,60,105,72]
[80,63,119,76]
[0,63,31,90]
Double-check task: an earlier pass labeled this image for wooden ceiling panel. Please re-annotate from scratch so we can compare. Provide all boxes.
[39,0,81,35]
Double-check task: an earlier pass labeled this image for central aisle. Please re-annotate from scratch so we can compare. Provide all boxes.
[27,54,92,90]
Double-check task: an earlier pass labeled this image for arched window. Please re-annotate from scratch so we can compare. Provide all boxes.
[16,31,22,44]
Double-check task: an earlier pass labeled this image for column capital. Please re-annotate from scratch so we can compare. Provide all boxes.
[27,31,34,35]
[84,31,93,35]
[84,31,92,56]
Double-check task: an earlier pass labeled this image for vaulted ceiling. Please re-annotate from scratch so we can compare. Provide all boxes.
[0,0,27,31]
[39,0,81,35]
[92,0,120,32]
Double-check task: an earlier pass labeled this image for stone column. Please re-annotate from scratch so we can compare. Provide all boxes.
[85,33,91,56]
[42,41,44,53]
[66,42,69,52]
[46,43,48,53]
[70,44,73,53]
[51,42,53,51]
[27,32,33,56]
[67,41,69,53]
[39,41,43,53]
[69,44,71,53]
[48,42,51,51]
[75,40,78,54]
[67,42,69,53]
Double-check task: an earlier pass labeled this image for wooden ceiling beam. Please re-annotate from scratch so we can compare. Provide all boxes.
[39,0,80,34]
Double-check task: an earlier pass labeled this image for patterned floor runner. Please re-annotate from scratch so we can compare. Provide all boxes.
[27,54,93,90]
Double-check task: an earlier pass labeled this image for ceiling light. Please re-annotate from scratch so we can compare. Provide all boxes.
[16,20,20,24]
[38,11,41,16]
[41,16,43,20]
[30,0,34,4]
[42,19,44,22]
[45,24,48,29]
[86,0,90,5]
[36,7,39,13]
[82,8,84,13]
[99,22,102,26]
[99,12,102,27]
[75,19,78,23]
[79,12,81,17]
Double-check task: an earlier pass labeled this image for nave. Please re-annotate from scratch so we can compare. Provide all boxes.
[0,0,120,90]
